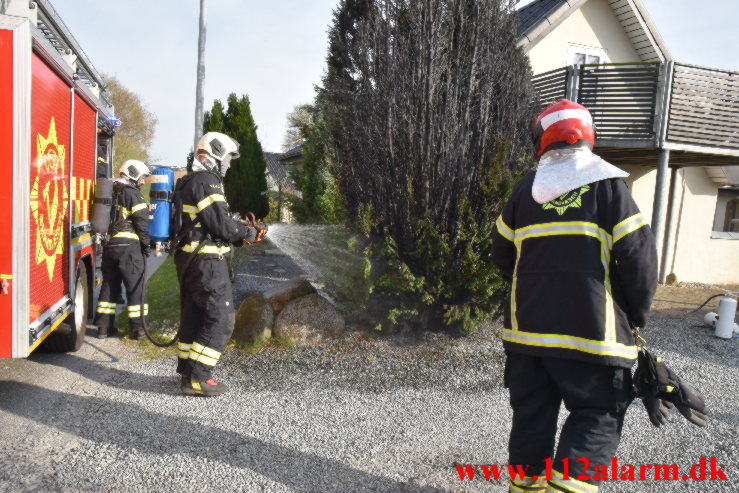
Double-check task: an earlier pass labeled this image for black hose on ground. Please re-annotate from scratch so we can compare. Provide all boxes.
[141,253,180,348]
[687,293,736,314]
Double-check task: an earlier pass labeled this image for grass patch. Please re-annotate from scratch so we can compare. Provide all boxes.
[117,254,180,357]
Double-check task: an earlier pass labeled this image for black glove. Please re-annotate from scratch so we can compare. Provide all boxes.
[641,393,674,427]
[633,348,709,427]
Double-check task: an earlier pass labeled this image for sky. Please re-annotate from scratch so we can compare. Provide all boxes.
[50,0,739,166]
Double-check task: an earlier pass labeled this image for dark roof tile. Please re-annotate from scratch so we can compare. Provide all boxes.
[517,0,566,38]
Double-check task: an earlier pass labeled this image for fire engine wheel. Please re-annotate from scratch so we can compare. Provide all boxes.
[42,263,89,353]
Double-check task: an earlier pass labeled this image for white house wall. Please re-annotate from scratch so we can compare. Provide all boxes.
[527,0,641,74]
[620,166,738,285]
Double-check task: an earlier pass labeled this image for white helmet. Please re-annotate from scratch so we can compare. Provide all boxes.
[195,132,240,176]
[119,159,150,183]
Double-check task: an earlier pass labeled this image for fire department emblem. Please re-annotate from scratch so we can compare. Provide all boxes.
[30,117,68,281]
[542,185,590,216]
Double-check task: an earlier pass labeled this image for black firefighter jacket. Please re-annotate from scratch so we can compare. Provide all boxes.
[176,171,247,258]
[108,182,150,251]
[491,173,658,368]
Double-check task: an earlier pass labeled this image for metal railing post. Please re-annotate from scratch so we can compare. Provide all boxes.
[565,65,580,101]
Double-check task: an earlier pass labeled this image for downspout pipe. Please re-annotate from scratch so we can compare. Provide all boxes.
[659,167,682,283]
[651,149,671,270]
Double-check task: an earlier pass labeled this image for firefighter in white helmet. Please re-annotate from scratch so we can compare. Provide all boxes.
[94,159,151,340]
[172,132,253,396]
[491,100,658,493]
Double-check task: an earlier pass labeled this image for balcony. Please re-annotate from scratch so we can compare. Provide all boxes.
[532,62,739,167]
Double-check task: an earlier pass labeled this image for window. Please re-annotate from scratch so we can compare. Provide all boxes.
[567,45,607,66]
[711,188,739,238]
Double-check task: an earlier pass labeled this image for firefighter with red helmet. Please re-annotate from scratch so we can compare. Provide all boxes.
[491,100,658,493]
[94,159,151,340]
[173,132,253,397]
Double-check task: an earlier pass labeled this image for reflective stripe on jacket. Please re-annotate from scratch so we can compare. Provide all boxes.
[491,173,657,368]
[176,171,247,258]
[108,183,149,247]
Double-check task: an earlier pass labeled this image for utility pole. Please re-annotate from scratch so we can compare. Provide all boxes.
[194,0,207,149]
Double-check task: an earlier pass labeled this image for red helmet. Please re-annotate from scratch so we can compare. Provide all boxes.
[532,99,595,157]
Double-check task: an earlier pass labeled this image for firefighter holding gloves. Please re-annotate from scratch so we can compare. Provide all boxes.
[491,100,658,493]
[94,160,152,340]
[172,132,253,397]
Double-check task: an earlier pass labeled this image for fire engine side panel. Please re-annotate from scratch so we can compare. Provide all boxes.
[0,29,14,358]
[29,54,71,325]
[71,93,96,258]
[2,15,31,359]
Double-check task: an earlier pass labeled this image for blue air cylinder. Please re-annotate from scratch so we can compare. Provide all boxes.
[147,167,174,255]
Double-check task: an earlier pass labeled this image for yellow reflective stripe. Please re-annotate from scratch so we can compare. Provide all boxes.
[191,381,202,392]
[511,476,546,492]
[113,232,140,240]
[97,301,116,308]
[178,342,192,359]
[96,307,116,314]
[503,329,637,359]
[189,352,219,366]
[613,213,648,243]
[196,193,226,212]
[127,304,149,315]
[131,202,148,214]
[549,470,599,492]
[514,221,612,247]
[192,342,221,359]
[179,241,231,255]
[182,204,198,213]
[496,215,514,242]
[511,239,522,331]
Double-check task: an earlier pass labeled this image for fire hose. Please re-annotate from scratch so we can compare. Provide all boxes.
[139,215,267,348]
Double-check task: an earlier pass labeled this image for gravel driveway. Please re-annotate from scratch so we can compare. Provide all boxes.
[1,238,737,492]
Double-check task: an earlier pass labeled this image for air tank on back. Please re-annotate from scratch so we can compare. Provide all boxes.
[147,167,174,256]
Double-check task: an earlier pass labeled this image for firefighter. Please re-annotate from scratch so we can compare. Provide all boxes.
[173,132,251,397]
[491,100,658,493]
[94,159,152,340]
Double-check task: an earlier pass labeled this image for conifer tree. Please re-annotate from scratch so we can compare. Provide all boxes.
[322,0,536,332]
[202,94,269,219]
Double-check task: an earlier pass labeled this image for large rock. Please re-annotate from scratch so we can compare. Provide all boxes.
[264,277,316,314]
[274,294,344,344]
[233,294,273,344]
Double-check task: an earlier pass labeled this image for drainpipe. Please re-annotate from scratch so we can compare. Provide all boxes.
[651,149,671,270]
[659,167,682,283]
[651,61,674,279]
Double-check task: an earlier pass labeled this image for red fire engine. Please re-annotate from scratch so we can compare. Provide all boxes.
[1,0,116,357]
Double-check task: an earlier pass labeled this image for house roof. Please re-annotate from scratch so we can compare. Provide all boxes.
[278,145,304,161]
[517,0,671,62]
[264,152,291,184]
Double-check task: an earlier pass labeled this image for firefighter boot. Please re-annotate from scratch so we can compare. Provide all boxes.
[95,324,118,339]
[129,329,144,341]
[181,378,228,397]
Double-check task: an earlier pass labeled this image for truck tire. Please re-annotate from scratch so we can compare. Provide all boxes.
[42,263,89,353]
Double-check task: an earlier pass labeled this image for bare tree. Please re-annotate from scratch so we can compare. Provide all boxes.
[322,0,536,331]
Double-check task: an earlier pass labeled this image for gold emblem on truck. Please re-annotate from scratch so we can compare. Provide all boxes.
[30,117,69,282]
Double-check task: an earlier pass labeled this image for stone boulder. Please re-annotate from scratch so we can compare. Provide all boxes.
[274,294,345,344]
[263,277,316,314]
[233,294,273,344]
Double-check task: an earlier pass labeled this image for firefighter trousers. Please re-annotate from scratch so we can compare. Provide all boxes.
[94,242,147,332]
[174,251,235,381]
[504,351,632,492]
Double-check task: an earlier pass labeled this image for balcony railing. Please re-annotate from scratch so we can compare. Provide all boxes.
[532,62,739,157]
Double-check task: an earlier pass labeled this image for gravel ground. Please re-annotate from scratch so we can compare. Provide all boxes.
[1,239,737,492]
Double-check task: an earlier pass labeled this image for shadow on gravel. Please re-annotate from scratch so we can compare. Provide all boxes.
[0,381,447,493]
[32,352,180,395]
